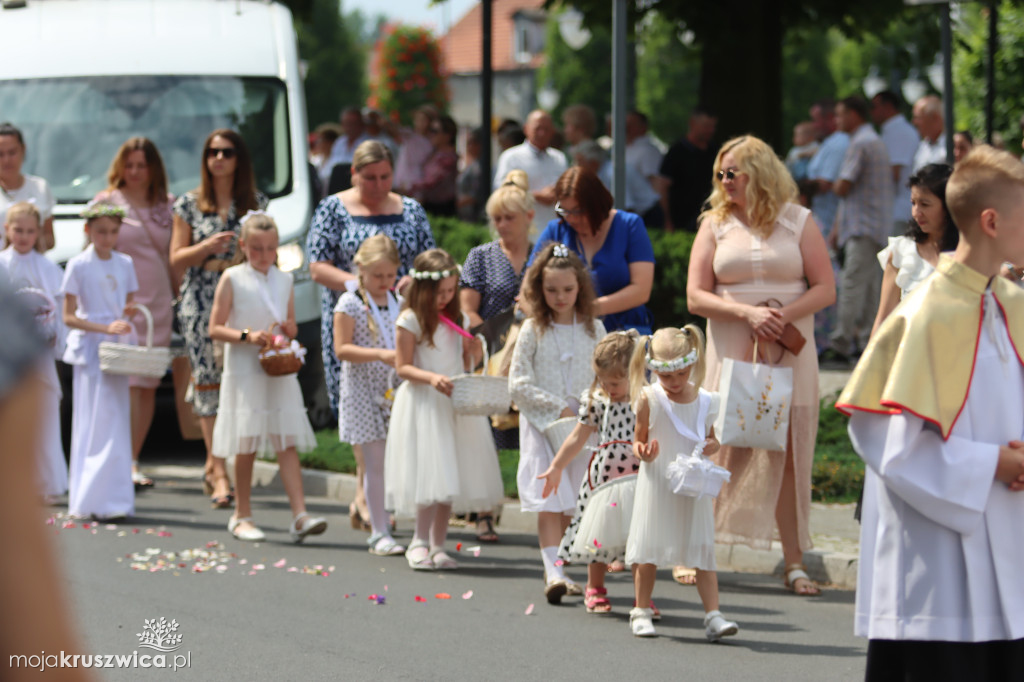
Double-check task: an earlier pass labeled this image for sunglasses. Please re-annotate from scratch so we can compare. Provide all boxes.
[716,168,740,181]
[206,147,236,159]
[554,202,584,219]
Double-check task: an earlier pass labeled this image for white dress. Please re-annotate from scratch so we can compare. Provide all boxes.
[626,384,719,568]
[0,247,66,496]
[211,264,316,458]
[62,245,138,518]
[509,317,606,513]
[877,236,934,298]
[849,292,1024,642]
[384,309,504,517]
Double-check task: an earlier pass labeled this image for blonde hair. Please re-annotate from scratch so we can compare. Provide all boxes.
[404,248,460,347]
[628,325,706,403]
[583,330,639,411]
[700,135,797,235]
[486,170,535,221]
[5,201,40,227]
[236,212,278,265]
[946,144,1024,238]
[352,140,394,173]
[352,234,401,344]
[521,241,598,336]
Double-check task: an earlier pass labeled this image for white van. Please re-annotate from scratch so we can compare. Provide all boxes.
[0,0,330,425]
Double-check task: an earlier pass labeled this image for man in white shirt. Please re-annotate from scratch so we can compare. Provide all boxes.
[322,106,369,188]
[624,110,664,226]
[871,90,920,236]
[912,95,947,172]
[493,110,568,228]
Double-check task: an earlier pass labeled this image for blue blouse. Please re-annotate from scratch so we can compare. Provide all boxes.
[530,210,655,334]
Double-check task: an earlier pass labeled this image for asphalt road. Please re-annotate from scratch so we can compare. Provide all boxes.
[38,453,867,682]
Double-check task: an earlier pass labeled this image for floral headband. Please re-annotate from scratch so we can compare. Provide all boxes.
[81,200,127,220]
[409,264,461,281]
[646,349,698,373]
[551,243,570,259]
[240,209,269,226]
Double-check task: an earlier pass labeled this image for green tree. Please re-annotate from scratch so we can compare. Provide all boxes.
[634,11,701,145]
[295,0,367,128]
[534,9,613,127]
[371,25,448,125]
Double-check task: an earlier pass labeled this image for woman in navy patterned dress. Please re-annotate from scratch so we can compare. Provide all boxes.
[307,140,435,527]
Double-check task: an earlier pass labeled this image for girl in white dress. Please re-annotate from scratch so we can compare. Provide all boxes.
[626,326,738,641]
[537,331,640,614]
[509,242,606,603]
[871,163,956,337]
[385,248,504,571]
[209,212,326,543]
[334,234,404,556]
[62,202,137,520]
[0,202,66,502]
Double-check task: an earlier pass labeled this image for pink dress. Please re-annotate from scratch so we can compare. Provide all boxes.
[703,202,818,552]
[96,189,175,388]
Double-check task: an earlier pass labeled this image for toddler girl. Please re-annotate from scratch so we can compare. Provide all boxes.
[626,326,738,641]
[61,202,137,520]
[537,330,640,613]
[209,212,327,543]
[510,242,606,602]
[334,234,404,556]
[0,202,66,502]
[385,248,504,571]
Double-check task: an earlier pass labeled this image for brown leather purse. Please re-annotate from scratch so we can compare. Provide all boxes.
[757,299,806,356]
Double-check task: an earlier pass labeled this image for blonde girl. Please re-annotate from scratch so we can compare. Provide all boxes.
[537,331,640,614]
[61,202,137,520]
[334,234,404,556]
[209,212,327,543]
[385,248,504,571]
[625,326,738,641]
[509,242,606,603]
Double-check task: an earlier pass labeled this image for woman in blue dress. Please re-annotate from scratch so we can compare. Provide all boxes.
[530,166,655,334]
[306,140,435,529]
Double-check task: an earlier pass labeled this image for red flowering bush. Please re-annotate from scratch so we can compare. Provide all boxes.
[370,25,448,125]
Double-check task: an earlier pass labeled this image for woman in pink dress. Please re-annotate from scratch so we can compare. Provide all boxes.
[686,136,835,596]
[93,137,176,489]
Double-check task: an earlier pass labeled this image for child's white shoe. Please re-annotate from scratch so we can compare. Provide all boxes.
[629,607,657,637]
[228,516,265,542]
[289,512,328,544]
[703,610,738,642]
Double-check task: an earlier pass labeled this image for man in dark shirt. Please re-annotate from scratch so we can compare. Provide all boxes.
[659,106,718,232]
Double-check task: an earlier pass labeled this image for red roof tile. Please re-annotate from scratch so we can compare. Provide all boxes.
[441,0,547,74]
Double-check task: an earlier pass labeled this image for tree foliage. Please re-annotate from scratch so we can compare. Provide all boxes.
[370,26,449,126]
[534,9,613,129]
[295,0,367,129]
[634,12,701,145]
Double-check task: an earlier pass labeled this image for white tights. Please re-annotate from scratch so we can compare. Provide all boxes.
[361,439,389,538]
[414,502,452,548]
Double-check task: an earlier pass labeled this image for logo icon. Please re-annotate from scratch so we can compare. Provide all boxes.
[136,618,183,652]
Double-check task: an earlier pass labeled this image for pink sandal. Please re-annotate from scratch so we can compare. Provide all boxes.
[585,586,612,614]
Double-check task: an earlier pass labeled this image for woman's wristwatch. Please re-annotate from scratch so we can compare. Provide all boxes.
[240,328,250,343]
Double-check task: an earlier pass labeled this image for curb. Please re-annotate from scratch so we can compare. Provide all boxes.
[247,460,859,589]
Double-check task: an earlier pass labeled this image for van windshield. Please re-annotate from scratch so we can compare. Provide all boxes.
[0,75,292,203]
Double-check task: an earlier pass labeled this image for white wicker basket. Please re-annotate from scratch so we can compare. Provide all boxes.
[451,334,511,416]
[99,303,172,378]
[544,417,578,453]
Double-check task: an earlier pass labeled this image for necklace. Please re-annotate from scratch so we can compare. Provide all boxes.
[550,311,576,401]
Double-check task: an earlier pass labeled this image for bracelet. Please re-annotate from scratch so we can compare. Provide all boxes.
[240,328,250,343]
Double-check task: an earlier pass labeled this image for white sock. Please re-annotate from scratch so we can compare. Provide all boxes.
[541,546,565,582]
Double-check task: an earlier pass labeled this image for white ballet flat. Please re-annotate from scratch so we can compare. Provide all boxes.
[704,610,739,642]
[289,512,327,544]
[228,516,265,542]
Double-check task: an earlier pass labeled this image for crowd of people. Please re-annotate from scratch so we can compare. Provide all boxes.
[8,88,1024,666]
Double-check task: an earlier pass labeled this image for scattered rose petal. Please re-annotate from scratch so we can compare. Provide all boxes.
[91,529,98,534]
[62,521,76,529]
[105,523,117,530]
[384,585,388,591]
[132,528,140,534]
[239,559,248,565]
[414,595,427,602]
[435,593,451,600]
[593,539,602,548]
[46,517,55,526]
[374,595,385,605]
[248,570,257,575]
[157,531,172,537]
[524,603,535,616]
[610,502,617,507]
[328,566,336,572]
[253,564,265,571]
[322,572,330,577]
[554,559,564,567]
[456,542,463,552]
[216,565,228,573]
[462,590,473,600]
[344,594,351,599]
[273,558,287,568]
[287,567,298,573]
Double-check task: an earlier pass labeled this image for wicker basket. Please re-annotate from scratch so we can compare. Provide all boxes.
[98,303,172,378]
[544,417,578,453]
[16,286,58,345]
[451,334,511,416]
[258,325,306,376]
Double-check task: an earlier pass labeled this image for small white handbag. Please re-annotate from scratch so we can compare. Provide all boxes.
[713,339,793,451]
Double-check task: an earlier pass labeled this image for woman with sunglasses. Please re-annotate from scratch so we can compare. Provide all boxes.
[410,115,458,217]
[170,129,267,508]
[686,135,835,596]
[528,166,655,334]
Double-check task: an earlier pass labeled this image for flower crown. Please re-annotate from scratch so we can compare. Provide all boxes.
[81,201,127,220]
[409,264,461,281]
[240,209,269,226]
[646,349,698,373]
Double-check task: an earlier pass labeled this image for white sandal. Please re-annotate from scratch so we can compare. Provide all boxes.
[228,516,265,542]
[784,563,821,596]
[289,512,327,544]
[629,607,657,637]
[405,540,434,571]
[368,534,405,556]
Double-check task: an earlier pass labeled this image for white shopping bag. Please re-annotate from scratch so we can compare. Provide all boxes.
[714,342,792,451]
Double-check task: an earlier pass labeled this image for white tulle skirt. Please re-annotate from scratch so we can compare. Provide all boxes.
[517,417,589,513]
[385,381,504,517]
[565,474,636,563]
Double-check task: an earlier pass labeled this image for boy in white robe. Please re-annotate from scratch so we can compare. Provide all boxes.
[837,145,1024,680]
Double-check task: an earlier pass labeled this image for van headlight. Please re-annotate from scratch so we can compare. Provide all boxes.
[277,242,305,273]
